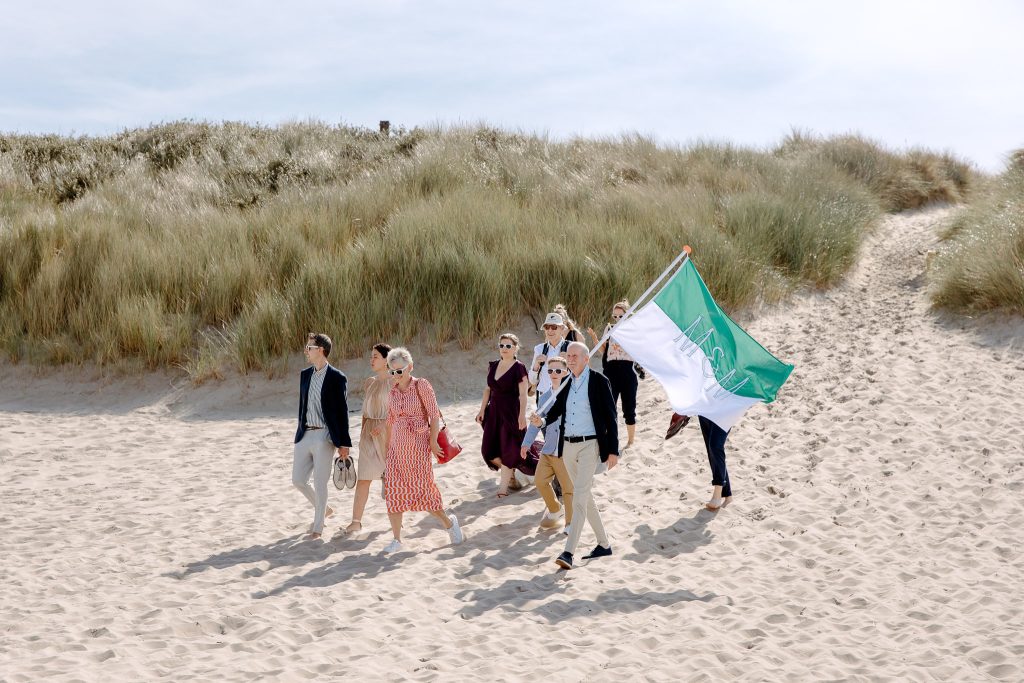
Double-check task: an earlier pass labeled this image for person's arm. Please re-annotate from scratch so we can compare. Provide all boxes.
[521,422,541,448]
[336,374,352,451]
[528,344,545,385]
[544,385,567,426]
[384,393,395,455]
[587,326,608,355]
[517,375,528,430]
[420,379,444,459]
[476,386,490,425]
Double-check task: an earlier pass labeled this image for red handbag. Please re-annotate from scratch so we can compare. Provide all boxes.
[414,379,463,463]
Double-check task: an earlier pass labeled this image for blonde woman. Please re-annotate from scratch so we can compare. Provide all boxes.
[345,343,391,534]
[382,347,464,555]
[476,333,533,497]
[553,303,582,343]
[588,300,639,449]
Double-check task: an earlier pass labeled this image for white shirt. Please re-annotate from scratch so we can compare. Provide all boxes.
[564,367,597,438]
[528,337,568,395]
[305,364,329,428]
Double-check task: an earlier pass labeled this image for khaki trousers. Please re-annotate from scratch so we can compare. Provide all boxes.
[535,453,574,525]
[562,439,609,554]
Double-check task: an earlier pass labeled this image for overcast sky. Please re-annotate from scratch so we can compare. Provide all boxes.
[3,0,1022,170]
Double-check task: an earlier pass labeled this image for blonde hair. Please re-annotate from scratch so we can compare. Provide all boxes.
[553,304,578,332]
[547,355,567,367]
[499,332,520,347]
[613,299,630,314]
[386,347,413,368]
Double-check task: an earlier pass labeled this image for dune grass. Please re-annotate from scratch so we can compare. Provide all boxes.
[0,122,975,378]
[929,151,1024,315]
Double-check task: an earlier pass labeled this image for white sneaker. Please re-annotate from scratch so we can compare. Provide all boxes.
[513,470,534,488]
[383,539,403,554]
[562,523,571,536]
[539,507,564,529]
[447,514,464,545]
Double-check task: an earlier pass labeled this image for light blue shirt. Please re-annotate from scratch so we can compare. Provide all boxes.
[522,388,562,455]
[564,367,597,438]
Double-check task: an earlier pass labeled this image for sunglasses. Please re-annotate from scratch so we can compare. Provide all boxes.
[547,368,566,375]
[611,314,623,320]
[304,344,320,351]
[543,325,560,331]
[498,343,516,349]
[388,367,410,376]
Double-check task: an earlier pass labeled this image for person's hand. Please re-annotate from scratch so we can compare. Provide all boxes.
[429,441,443,459]
[530,413,544,427]
[533,354,547,371]
[606,454,619,470]
[518,415,527,430]
[475,411,485,425]
[338,446,350,459]
[587,326,598,340]
[520,446,528,460]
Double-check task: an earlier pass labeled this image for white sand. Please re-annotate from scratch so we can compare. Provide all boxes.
[2,206,1023,681]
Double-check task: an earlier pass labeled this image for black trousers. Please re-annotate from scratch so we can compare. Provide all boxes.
[699,416,731,497]
[604,360,637,425]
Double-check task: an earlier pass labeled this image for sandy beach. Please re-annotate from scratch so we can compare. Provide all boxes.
[2,205,1022,681]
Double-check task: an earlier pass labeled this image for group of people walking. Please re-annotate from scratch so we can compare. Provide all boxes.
[291,301,733,570]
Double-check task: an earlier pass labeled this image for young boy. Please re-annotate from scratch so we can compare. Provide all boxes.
[521,356,574,530]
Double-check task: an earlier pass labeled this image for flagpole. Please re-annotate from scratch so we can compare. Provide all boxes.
[592,244,692,352]
[534,245,693,417]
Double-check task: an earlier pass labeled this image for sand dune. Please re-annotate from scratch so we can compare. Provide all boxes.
[2,205,1023,681]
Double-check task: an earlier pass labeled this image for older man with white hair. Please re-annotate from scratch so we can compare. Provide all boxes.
[537,341,619,570]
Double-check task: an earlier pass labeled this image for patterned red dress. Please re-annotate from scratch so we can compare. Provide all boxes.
[384,378,444,514]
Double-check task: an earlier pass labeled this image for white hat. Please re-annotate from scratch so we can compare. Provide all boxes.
[543,312,565,326]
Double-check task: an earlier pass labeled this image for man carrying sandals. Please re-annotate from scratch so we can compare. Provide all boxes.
[293,333,352,540]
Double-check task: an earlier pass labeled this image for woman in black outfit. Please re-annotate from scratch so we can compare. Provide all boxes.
[587,300,639,449]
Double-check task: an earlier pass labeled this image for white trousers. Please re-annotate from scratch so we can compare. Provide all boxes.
[292,430,336,533]
[562,439,609,554]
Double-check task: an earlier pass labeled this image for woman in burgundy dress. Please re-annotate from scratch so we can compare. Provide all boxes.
[476,333,534,497]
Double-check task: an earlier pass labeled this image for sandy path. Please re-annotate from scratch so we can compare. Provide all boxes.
[2,205,1022,681]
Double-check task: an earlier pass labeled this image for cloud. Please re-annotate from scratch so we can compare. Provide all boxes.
[1,0,1022,169]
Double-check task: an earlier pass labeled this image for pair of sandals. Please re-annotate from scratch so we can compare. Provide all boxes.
[332,455,357,490]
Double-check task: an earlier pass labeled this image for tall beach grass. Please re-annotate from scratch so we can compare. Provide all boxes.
[0,122,975,378]
[929,151,1024,315]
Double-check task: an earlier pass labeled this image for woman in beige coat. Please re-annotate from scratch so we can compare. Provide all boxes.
[345,343,392,534]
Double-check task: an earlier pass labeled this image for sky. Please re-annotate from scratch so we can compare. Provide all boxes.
[3,0,1022,171]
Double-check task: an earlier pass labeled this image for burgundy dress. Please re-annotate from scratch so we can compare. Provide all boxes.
[481,360,536,475]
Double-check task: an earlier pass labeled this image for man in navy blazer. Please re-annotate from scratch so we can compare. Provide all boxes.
[293,332,352,540]
[542,341,619,569]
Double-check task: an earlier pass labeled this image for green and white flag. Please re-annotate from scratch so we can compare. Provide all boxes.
[611,257,793,431]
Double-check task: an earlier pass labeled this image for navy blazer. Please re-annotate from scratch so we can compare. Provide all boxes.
[544,368,619,462]
[295,364,353,448]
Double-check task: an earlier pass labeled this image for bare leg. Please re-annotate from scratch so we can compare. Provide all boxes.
[626,423,636,447]
[348,480,371,531]
[428,509,453,529]
[388,512,403,541]
[496,464,512,496]
[706,485,725,510]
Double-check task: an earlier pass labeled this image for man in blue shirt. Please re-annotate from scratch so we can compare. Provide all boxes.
[540,342,619,569]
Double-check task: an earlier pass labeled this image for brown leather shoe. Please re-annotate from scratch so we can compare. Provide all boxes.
[665,413,690,440]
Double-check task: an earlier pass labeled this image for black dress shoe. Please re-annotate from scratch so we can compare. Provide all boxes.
[555,551,573,569]
[582,544,613,560]
[665,413,690,440]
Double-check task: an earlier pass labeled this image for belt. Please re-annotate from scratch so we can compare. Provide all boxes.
[564,434,598,443]
[305,425,324,430]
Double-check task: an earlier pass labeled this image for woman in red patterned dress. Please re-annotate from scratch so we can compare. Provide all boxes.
[382,347,465,555]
